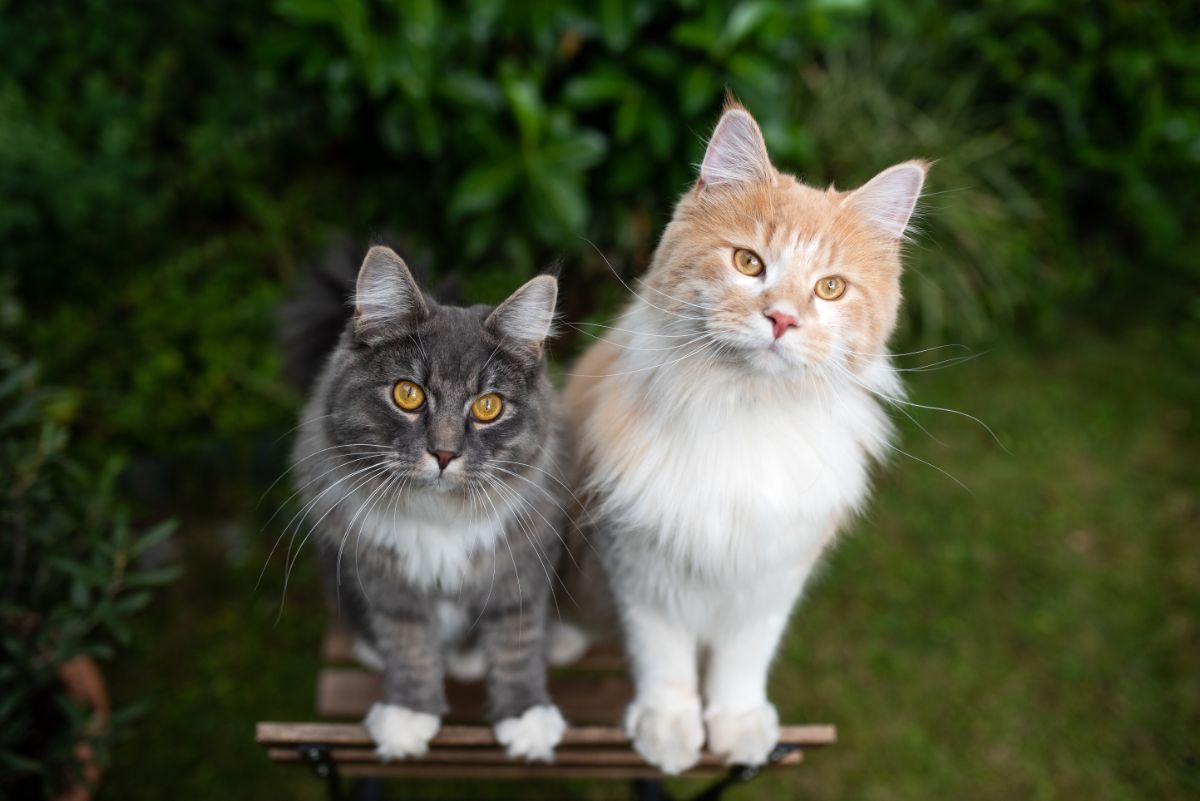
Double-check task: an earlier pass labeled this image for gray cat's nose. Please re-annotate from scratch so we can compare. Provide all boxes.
[429,449,459,471]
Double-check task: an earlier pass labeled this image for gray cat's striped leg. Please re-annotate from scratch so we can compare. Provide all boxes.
[363,612,446,760]
[479,603,566,762]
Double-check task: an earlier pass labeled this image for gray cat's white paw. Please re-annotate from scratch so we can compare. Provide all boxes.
[493,704,566,762]
[445,646,487,681]
[704,703,779,766]
[545,621,590,666]
[625,698,704,775]
[352,638,385,673]
[364,703,440,760]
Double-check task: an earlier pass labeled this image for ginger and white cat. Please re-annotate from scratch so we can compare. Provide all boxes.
[564,103,925,773]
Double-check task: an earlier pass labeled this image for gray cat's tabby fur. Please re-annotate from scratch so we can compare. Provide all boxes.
[285,245,570,762]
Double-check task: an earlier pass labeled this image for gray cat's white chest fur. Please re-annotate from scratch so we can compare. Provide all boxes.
[354,488,512,591]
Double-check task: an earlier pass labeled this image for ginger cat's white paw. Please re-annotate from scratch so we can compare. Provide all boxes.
[705,702,779,766]
[494,704,567,762]
[545,620,590,666]
[625,697,704,775]
[364,703,440,760]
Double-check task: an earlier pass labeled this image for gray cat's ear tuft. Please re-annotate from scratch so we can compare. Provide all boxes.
[354,246,429,342]
[699,106,773,187]
[848,161,928,240]
[485,275,558,357]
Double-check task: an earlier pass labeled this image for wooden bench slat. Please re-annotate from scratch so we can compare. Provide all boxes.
[316,668,634,724]
[337,764,736,779]
[256,721,837,749]
[266,746,803,769]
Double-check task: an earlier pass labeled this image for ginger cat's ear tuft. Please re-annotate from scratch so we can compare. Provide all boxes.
[699,106,773,188]
[848,161,928,239]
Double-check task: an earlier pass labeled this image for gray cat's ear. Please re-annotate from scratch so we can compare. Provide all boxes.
[485,275,558,358]
[353,246,429,342]
[848,161,928,240]
[699,106,773,187]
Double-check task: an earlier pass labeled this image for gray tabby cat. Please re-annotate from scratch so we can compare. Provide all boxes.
[286,245,570,761]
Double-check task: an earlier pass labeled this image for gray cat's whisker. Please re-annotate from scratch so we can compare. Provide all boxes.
[278,461,395,618]
[277,458,392,573]
[258,456,389,594]
[260,451,394,534]
[256,442,392,508]
[271,412,335,447]
[483,464,590,574]
[337,466,402,589]
[481,474,569,621]
[486,458,591,516]
[346,470,405,601]
[279,460,394,598]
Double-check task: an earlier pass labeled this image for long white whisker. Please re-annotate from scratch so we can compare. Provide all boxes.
[258,456,388,592]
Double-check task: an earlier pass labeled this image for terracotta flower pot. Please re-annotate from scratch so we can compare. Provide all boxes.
[53,656,110,801]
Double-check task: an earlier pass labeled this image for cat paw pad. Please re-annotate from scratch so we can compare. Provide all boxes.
[494,705,567,762]
[705,703,779,766]
[364,703,440,760]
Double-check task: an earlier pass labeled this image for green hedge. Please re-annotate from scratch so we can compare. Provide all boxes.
[1,0,1196,456]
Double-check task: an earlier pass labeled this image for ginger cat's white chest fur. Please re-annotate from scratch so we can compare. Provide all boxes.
[577,325,895,581]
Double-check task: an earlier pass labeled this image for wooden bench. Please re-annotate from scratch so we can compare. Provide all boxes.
[256,624,836,799]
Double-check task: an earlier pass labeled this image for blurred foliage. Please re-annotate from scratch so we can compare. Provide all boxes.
[0,287,179,799]
[0,0,1197,457]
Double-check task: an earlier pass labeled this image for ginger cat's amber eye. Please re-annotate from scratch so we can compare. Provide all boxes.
[815,276,847,301]
[392,380,426,411]
[471,393,503,422]
[733,248,764,277]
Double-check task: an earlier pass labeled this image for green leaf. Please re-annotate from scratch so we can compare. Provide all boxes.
[563,72,630,108]
[502,74,544,144]
[682,65,719,116]
[542,129,608,171]
[437,72,503,110]
[528,165,588,238]
[722,1,777,47]
[449,160,521,218]
[132,519,177,556]
[123,565,182,588]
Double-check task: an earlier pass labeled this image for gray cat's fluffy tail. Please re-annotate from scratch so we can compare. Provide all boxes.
[278,237,360,395]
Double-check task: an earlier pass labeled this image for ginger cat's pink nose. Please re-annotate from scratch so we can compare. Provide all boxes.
[764,310,797,339]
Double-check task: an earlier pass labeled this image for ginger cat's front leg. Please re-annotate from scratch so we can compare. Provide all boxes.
[702,609,790,766]
[622,603,705,775]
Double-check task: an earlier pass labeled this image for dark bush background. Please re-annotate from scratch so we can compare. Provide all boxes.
[2,1,1197,799]
[5,0,1198,460]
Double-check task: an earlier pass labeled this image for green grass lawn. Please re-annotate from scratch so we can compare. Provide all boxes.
[102,328,1198,800]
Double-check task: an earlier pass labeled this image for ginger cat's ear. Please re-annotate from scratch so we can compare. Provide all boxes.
[848,161,928,239]
[699,106,773,188]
